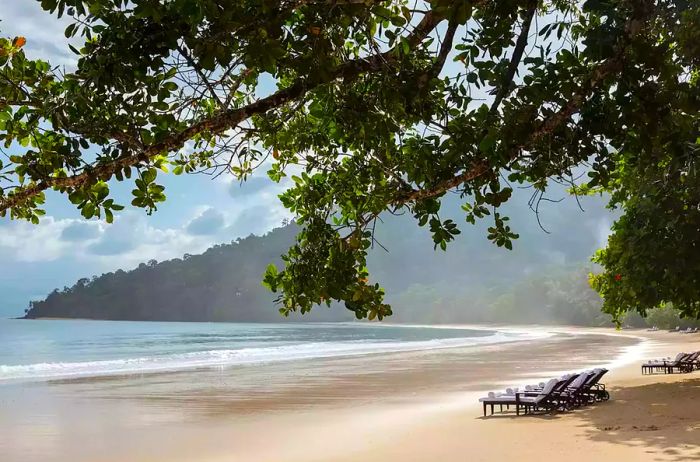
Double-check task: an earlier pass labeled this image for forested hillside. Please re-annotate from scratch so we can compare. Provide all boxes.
[25,187,627,325]
[24,225,351,322]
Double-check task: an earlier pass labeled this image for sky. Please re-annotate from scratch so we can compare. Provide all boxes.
[0,2,292,316]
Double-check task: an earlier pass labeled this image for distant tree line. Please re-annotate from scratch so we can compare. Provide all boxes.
[388,267,700,330]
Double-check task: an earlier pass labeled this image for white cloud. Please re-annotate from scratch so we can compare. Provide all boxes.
[229,176,271,197]
[185,207,226,235]
[0,199,291,267]
[82,211,214,267]
[226,204,291,237]
[60,221,101,241]
[0,216,89,262]
[1,2,77,67]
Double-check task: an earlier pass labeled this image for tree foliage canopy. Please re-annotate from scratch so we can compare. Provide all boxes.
[0,0,698,322]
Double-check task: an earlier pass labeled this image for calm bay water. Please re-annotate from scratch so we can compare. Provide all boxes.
[0,319,530,382]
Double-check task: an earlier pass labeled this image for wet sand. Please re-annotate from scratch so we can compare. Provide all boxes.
[1,326,698,462]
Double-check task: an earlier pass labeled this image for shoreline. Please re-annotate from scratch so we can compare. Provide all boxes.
[0,325,652,462]
[1,325,698,462]
[0,322,604,384]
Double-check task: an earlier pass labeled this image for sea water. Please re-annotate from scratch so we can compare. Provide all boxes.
[0,319,533,382]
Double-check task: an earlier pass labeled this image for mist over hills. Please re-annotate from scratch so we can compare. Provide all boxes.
[24,187,618,325]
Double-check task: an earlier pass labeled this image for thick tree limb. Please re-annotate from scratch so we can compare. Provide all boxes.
[0,9,446,214]
[487,0,537,117]
[0,99,39,107]
[431,19,459,78]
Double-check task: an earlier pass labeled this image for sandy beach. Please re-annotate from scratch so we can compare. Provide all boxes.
[1,325,699,462]
[331,328,700,462]
[218,327,700,462]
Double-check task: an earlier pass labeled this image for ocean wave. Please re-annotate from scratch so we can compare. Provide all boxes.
[0,331,537,382]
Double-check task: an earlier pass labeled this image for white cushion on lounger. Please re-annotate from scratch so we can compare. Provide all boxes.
[479,394,517,403]
[518,395,543,404]
[541,378,559,394]
[480,379,557,404]
[568,374,588,389]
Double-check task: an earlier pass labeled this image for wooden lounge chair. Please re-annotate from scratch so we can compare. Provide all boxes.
[523,374,578,395]
[577,369,609,403]
[480,378,561,416]
[642,352,692,374]
[521,369,610,409]
[589,368,610,401]
[692,351,700,370]
[557,372,598,408]
[513,378,563,415]
[479,392,515,416]
[681,351,700,371]
[665,353,693,373]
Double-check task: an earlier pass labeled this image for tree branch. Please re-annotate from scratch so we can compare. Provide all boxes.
[391,0,656,207]
[0,99,40,107]
[487,0,537,117]
[394,43,631,206]
[175,43,223,107]
[0,9,447,214]
[395,2,537,207]
[431,19,459,78]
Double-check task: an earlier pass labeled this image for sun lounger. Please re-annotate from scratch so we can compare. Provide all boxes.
[513,378,563,415]
[478,367,614,417]
[522,374,576,395]
[546,372,584,409]
[480,378,561,416]
[681,351,700,371]
[642,352,692,374]
[479,391,514,415]
[579,368,609,402]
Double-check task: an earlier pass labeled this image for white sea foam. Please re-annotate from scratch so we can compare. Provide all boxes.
[0,330,539,382]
